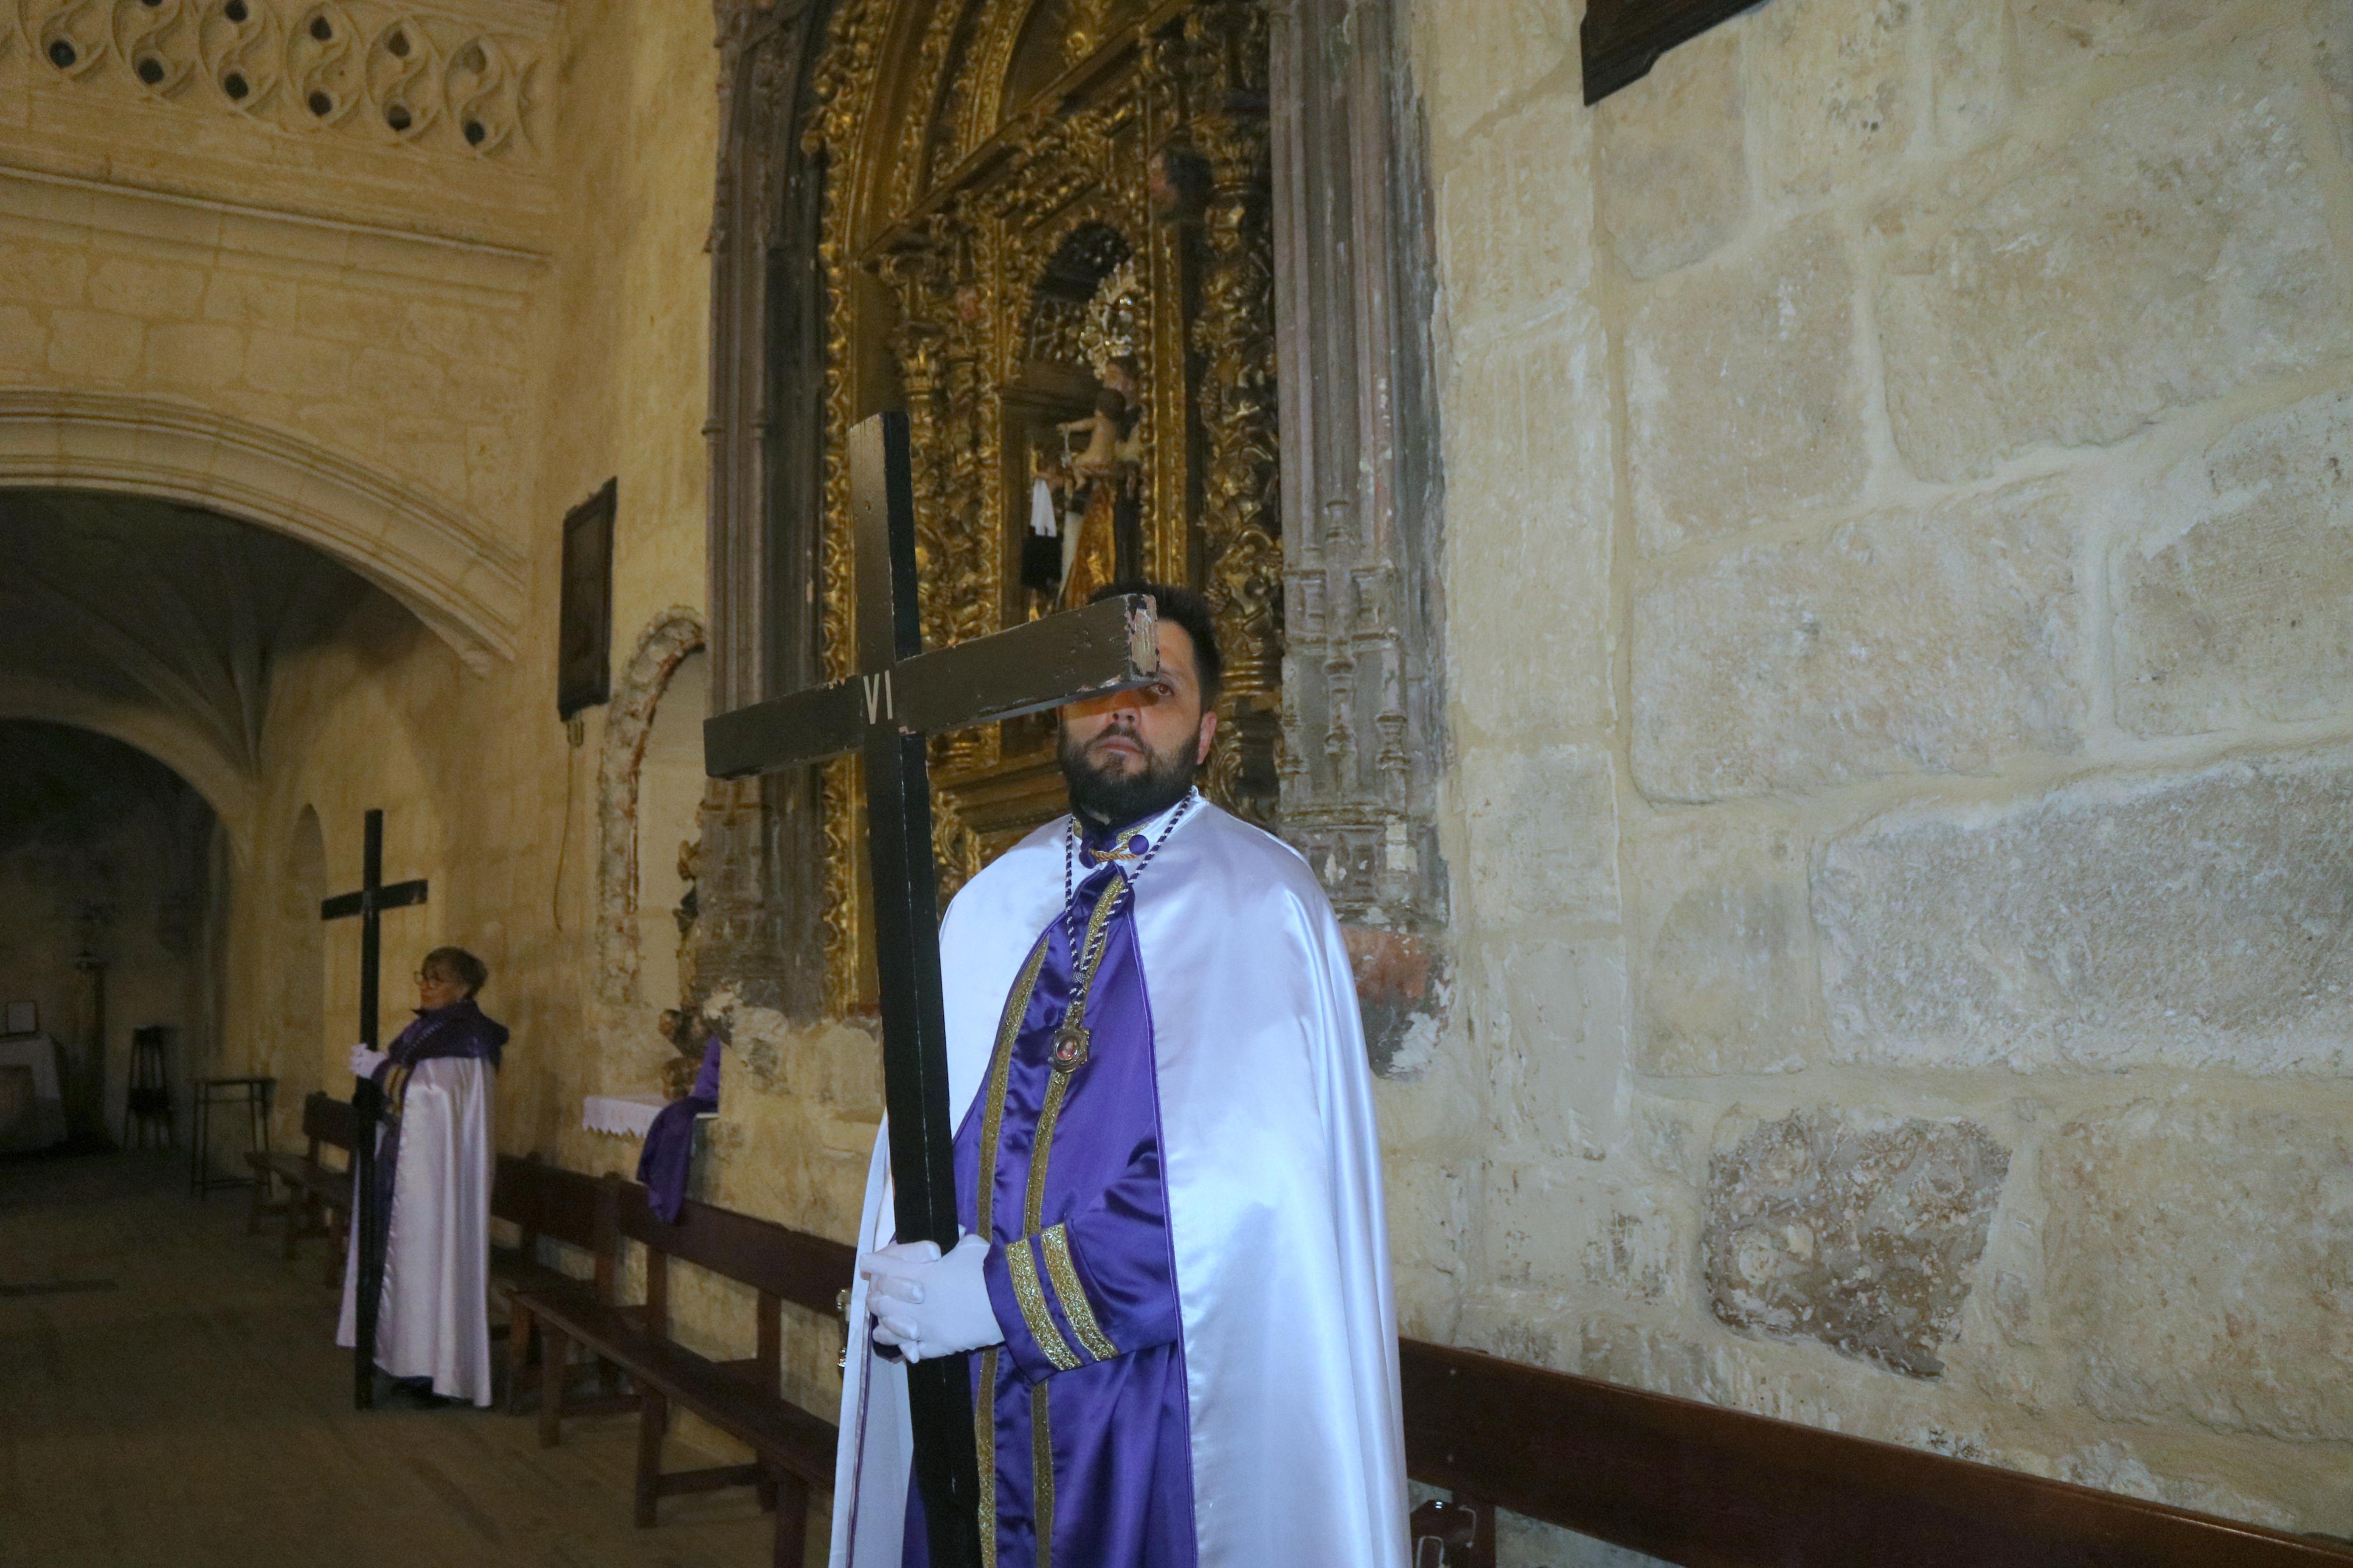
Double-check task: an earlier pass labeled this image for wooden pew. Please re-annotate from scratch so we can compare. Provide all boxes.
[514,1176,856,1568]
[244,1090,355,1286]
[1399,1338,2353,1567]
[487,1154,629,1418]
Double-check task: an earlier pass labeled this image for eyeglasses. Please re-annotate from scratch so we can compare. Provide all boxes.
[412,971,445,986]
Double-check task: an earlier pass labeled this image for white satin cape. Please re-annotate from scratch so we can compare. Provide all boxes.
[829,801,1408,1567]
[336,1055,496,1406]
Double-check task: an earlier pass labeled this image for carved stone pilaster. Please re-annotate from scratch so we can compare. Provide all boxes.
[1268,0,1449,1072]
[704,0,836,1022]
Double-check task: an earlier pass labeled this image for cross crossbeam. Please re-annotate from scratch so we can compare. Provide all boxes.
[704,413,1159,1568]
[321,808,428,1412]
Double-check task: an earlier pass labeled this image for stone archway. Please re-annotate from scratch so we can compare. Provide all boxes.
[597,607,708,1004]
[0,390,525,671]
[0,674,255,849]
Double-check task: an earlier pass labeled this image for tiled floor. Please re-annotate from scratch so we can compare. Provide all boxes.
[0,1150,802,1568]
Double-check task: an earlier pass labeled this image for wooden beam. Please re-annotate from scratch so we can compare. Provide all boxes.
[1401,1339,2353,1566]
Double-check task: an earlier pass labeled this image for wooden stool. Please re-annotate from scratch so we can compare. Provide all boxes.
[190,1076,275,1197]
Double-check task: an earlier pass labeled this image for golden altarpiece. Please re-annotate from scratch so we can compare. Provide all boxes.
[708,0,1445,1055]
[802,0,1281,1005]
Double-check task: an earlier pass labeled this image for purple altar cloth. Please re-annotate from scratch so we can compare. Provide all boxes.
[637,1034,722,1224]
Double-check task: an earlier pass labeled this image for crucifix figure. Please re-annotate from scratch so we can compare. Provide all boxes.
[705,412,1159,1567]
[320,808,428,1411]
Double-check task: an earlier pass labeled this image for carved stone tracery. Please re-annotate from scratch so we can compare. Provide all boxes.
[7,0,545,158]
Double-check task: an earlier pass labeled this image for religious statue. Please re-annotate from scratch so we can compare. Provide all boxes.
[656,1007,703,1100]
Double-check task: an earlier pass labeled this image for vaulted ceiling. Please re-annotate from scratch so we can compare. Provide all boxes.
[0,490,379,831]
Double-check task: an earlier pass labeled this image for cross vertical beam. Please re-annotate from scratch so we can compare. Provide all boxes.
[851,422,982,1567]
[320,808,428,1411]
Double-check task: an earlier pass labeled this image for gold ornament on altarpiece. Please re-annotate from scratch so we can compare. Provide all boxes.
[801,0,1281,1012]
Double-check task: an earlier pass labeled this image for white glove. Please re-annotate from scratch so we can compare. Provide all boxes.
[349,1044,389,1079]
[860,1233,1005,1364]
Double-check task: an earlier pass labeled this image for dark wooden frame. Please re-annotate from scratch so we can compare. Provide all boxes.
[558,478,618,720]
[1582,0,1761,104]
[1402,1339,2353,1566]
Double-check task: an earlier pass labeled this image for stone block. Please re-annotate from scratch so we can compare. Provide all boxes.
[1483,1160,1686,1304]
[87,257,205,320]
[441,360,528,424]
[1928,0,2010,149]
[1628,813,1816,1076]
[1417,0,1577,144]
[297,282,410,348]
[2045,1100,2353,1441]
[353,346,447,408]
[0,305,43,374]
[203,272,299,328]
[1445,318,1616,739]
[1816,745,2353,1072]
[144,323,246,388]
[1440,89,1593,333]
[1458,744,1620,927]
[2116,386,2353,735]
[1,241,88,308]
[1627,219,1866,555]
[1878,45,2350,482]
[1632,480,2085,801]
[1595,29,1748,279]
[242,332,350,398]
[1472,935,1630,1160]
[1704,1108,2010,1377]
[2013,0,2237,81]
[47,310,143,383]
[2319,0,2353,165]
[1754,0,1917,195]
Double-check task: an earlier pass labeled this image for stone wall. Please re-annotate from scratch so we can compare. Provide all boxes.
[1409,0,2353,1551]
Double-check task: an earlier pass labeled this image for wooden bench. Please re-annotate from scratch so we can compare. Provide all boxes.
[487,1154,632,1419]
[1399,1337,2353,1567]
[244,1090,355,1287]
[514,1179,856,1568]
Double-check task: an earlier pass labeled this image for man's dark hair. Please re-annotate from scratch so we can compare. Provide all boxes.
[1089,579,1222,707]
[423,945,489,997]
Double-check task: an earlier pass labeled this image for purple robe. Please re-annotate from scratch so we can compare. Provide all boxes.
[369,998,506,1215]
[637,1034,722,1224]
[903,823,1195,1568]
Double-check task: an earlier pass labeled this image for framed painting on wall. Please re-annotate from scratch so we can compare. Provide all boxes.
[558,479,617,721]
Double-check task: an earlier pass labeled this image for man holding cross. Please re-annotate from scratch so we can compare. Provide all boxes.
[831,584,1408,1567]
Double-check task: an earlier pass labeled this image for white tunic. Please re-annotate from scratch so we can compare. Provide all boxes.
[830,800,1409,1567]
[335,1055,496,1406]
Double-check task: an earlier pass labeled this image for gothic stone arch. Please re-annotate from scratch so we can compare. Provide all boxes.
[0,390,526,673]
[597,607,708,1005]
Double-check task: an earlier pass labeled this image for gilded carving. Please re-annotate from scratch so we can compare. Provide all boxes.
[804,0,1276,1011]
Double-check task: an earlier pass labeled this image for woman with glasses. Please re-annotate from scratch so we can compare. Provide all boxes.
[336,945,506,1407]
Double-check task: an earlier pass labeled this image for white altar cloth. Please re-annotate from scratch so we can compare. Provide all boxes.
[581,1094,715,1139]
[0,1034,69,1152]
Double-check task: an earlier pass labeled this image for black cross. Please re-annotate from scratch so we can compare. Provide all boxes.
[705,413,1159,1567]
[320,808,428,1411]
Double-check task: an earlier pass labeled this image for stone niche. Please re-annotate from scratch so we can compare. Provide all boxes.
[1704,1108,2010,1377]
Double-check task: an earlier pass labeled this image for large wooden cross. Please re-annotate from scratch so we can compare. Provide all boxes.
[705,412,1159,1566]
[320,808,428,1411]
